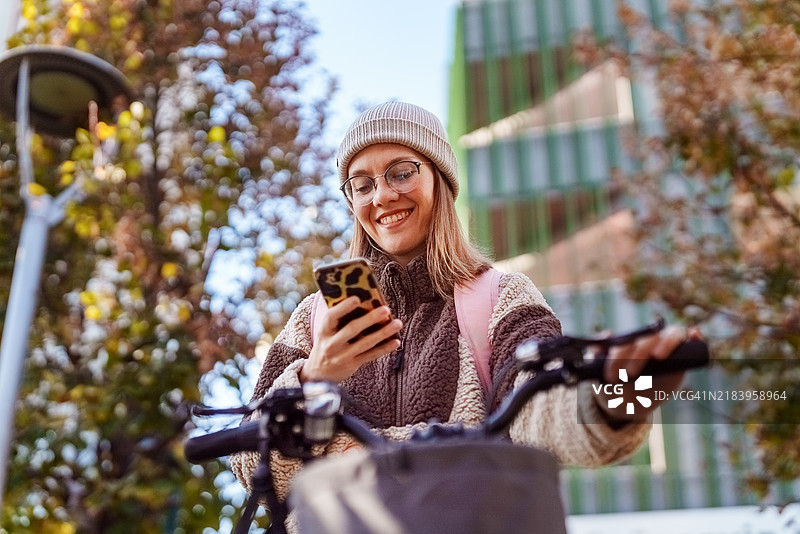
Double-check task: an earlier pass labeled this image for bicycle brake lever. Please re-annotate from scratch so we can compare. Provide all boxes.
[515,317,666,372]
[190,394,273,417]
[590,317,665,348]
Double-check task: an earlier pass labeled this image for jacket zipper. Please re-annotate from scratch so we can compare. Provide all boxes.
[393,345,405,426]
[388,276,406,427]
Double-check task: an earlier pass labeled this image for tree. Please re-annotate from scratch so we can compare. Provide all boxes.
[576,0,800,499]
[0,0,344,531]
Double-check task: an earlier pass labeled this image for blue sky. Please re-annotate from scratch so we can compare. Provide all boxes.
[299,0,461,143]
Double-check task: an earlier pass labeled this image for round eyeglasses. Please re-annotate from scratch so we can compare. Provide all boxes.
[340,160,433,206]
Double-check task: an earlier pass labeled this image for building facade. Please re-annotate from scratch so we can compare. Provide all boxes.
[446,0,798,516]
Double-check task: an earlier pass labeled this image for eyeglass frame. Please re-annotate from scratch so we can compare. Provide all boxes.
[339,160,434,206]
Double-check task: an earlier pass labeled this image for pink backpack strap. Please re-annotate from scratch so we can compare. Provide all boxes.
[310,291,328,343]
[455,268,502,393]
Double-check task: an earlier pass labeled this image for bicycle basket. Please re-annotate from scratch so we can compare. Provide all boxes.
[288,440,567,534]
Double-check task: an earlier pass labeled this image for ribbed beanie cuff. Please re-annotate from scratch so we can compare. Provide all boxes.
[337,101,459,198]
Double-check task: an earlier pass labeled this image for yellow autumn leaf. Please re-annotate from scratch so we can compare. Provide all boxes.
[161,262,180,278]
[69,384,85,401]
[130,287,144,302]
[22,2,36,20]
[124,52,143,71]
[60,173,74,186]
[74,218,93,238]
[208,126,226,144]
[27,183,47,196]
[75,38,90,52]
[96,122,116,141]
[67,17,81,35]
[79,291,95,306]
[75,128,92,145]
[60,160,75,173]
[177,305,192,321]
[110,14,127,31]
[117,110,131,127]
[85,305,102,321]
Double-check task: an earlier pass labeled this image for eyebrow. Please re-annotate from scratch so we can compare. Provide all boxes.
[348,156,414,178]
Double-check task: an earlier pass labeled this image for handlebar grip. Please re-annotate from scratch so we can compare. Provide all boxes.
[575,339,710,383]
[184,421,260,464]
[639,339,710,376]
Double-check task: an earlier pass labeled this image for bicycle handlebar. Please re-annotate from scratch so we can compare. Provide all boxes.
[185,420,261,464]
[185,329,709,464]
[485,338,709,433]
[184,321,710,534]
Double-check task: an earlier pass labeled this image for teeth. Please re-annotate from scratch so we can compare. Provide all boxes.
[379,210,410,225]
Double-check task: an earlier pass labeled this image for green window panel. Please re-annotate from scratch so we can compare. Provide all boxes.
[566,0,594,37]
[564,470,585,514]
[645,0,669,31]
[506,0,532,114]
[496,137,521,195]
[487,0,511,56]
[550,129,576,188]
[480,1,504,124]
[466,145,492,200]
[512,0,538,52]
[563,466,764,515]
[507,0,534,114]
[542,0,565,46]
[633,464,654,511]
[463,2,485,61]
[585,126,614,184]
[521,131,551,192]
[515,135,534,196]
[691,370,723,508]
[590,0,610,37]
[533,0,559,101]
[487,137,504,195]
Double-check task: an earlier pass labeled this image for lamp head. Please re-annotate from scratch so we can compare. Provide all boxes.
[0,45,131,138]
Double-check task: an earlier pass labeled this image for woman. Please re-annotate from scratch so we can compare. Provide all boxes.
[231,101,687,506]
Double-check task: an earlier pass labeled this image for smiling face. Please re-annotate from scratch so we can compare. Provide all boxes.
[348,143,436,266]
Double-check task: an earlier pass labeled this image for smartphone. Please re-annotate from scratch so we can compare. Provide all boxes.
[313,258,396,343]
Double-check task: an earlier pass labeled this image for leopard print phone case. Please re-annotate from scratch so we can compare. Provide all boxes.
[313,258,396,343]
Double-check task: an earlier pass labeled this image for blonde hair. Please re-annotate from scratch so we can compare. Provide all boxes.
[348,170,492,298]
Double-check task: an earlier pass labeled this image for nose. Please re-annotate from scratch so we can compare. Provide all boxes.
[371,176,399,205]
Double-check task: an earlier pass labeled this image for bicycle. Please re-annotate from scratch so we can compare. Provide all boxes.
[185,318,710,534]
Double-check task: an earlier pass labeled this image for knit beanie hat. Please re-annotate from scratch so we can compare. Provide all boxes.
[337,101,459,198]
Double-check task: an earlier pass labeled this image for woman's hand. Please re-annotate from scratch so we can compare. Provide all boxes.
[300,296,403,384]
[595,325,701,425]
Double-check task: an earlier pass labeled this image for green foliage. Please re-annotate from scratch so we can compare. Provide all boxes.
[578,0,800,498]
[0,0,343,531]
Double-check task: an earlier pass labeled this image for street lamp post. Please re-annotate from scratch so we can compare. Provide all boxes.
[0,45,130,505]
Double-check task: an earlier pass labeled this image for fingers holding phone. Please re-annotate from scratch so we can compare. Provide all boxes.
[302,259,403,383]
